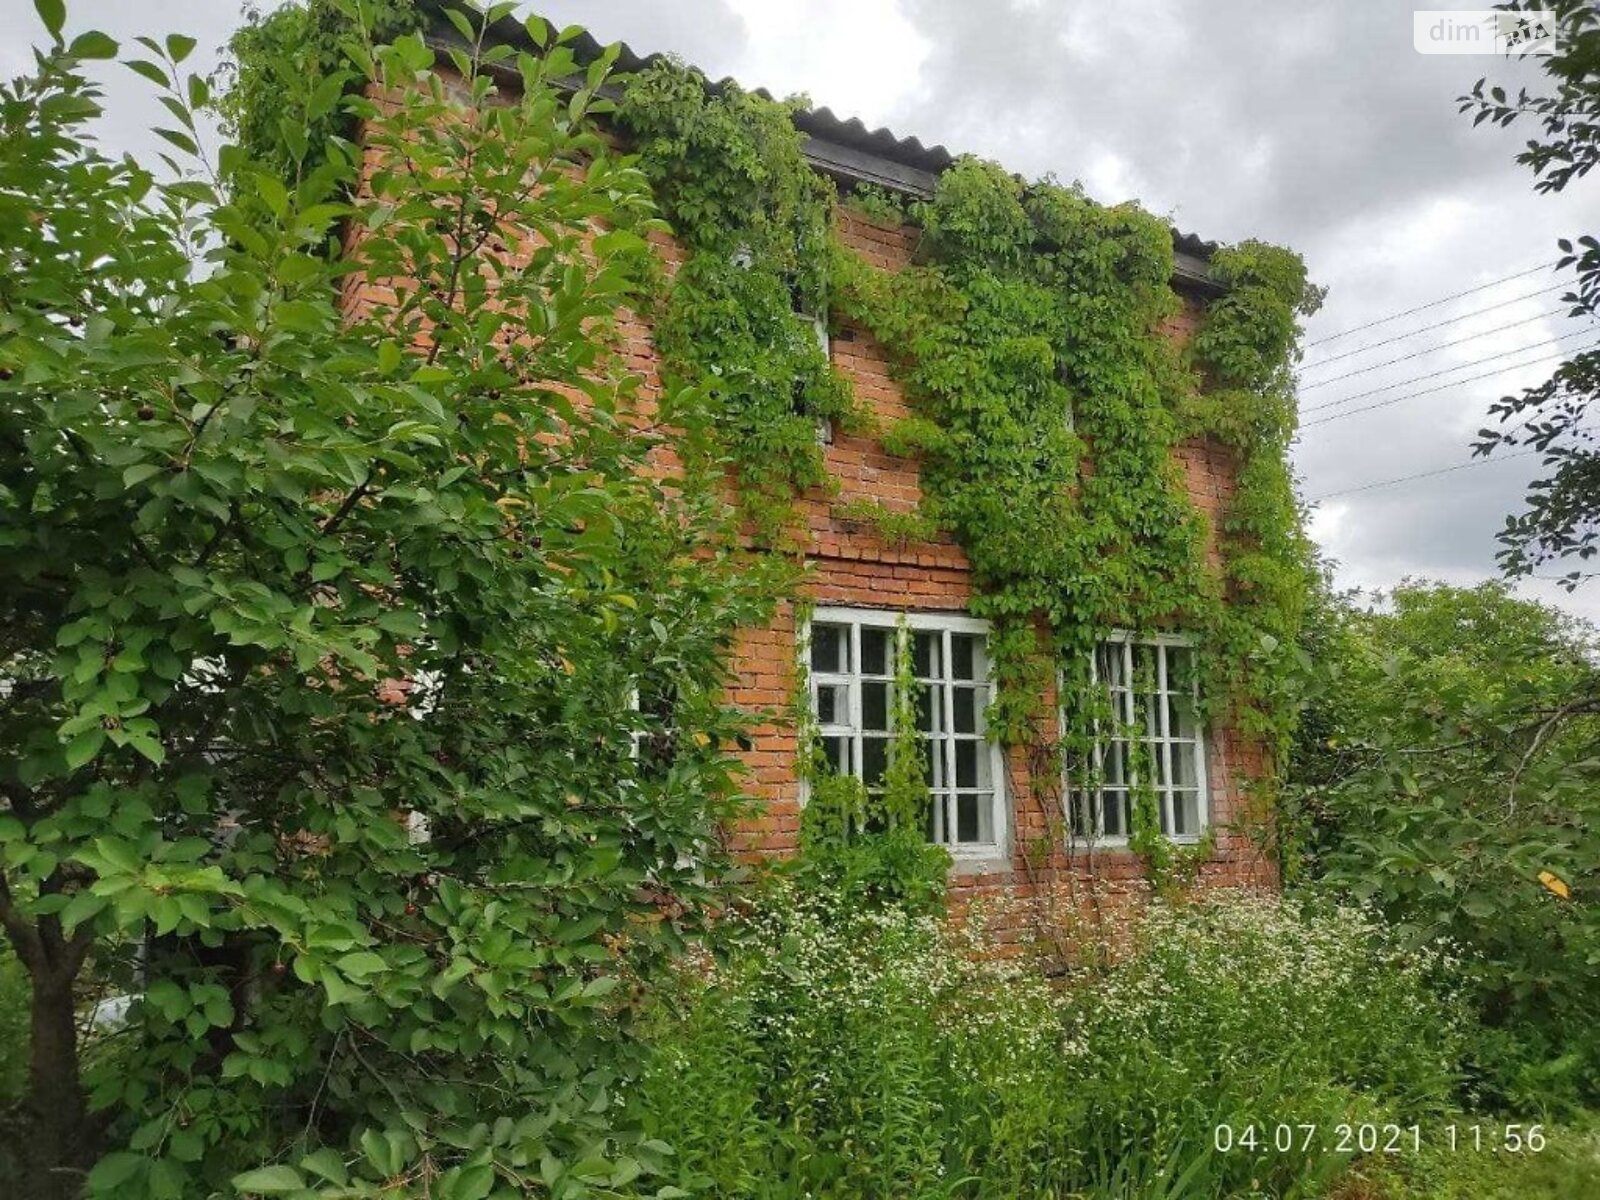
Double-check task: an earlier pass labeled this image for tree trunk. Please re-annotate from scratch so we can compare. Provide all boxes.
[24,971,86,1200]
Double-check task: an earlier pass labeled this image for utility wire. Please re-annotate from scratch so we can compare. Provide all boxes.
[1307,449,1541,501]
[1303,261,1559,348]
[1302,330,1598,418]
[1301,336,1600,430]
[1299,283,1570,371]
[1300,309,1579,389]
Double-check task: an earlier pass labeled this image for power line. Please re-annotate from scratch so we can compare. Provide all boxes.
[1300,309,1579,390]
[1301,336,1600,430]
[1303,261,1559,348]
[1299,284,1570,372]
[1302,331,1598,418]
[1307,449,1541,501]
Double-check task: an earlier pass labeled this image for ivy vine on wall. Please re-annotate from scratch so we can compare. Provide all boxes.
[621,70,1322,875]
[224,4,1324,882]
[616,63,862,547]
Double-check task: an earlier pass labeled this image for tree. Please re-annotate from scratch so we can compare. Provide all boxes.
[1463,1,1600,583]
[0,3,771,1195]
[1288,580,1600,1109]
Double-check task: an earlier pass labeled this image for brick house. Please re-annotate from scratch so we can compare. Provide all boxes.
[378,8,1278,923]
[731,213,1277,912]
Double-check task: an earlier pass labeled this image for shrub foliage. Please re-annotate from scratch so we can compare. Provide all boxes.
[0,5,772,1196]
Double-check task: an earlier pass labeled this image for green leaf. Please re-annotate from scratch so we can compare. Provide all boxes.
[123,462,162,489]
[360,1128,402,1177]
[231,1164,306,1195]
[165,33,197,63]
[125,59,170,88]
[65,728,106,770]
[444,7,477,43]
[454,1164,495,1200]
[59,890,108,933]
[33,0,65,39]
[299,1149,348,1186]
[88,1152,144,1191]
[335,950,388,979]
[68,31,118,59]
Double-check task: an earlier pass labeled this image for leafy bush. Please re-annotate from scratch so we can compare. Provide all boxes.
[2,6,774,1196]
[630,888,1464,1198]
[1289,580,1600,1112]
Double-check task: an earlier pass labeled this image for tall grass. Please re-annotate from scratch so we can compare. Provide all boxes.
[629,889,1466,1199]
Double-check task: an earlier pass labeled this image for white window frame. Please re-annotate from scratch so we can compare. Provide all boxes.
[801,606,1008,861]
[1066,631,1210,847]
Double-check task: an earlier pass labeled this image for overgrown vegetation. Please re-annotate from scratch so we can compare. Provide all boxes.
[608,51,1321,881]
[629,887,1466,1199]
[1289,579,1600,1114]
[1,4,775,1196]
[616,64,859,546]
[8,4,1585,1199]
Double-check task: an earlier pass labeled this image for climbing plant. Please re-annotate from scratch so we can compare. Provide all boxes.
[222,3,1321,882]
[616,62,861,546]
[220,0,418,186]
[828,160,1320,874]
[792,614,951,913]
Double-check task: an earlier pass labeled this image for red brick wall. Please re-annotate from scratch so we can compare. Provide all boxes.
[713,208,1278,932]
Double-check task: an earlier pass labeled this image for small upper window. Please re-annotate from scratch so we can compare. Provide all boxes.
[1068,635,1208,844]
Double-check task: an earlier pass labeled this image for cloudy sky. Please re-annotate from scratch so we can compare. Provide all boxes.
[6,1,1596,616]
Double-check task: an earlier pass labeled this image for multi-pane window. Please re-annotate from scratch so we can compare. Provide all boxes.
[807,609,1003,852]
[1070,635,1208,844]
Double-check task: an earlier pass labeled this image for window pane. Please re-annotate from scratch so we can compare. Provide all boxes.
[1135,690,1159,739]
[1098,643,1123,688]
[821,736,849,774]
[912,631,940,679]
[1104,740,1127,787]
[1170,740,1199,790]
[1173,790,1201,836]
[957,793,993,844]
[914,682,937,733]
[1166,690,1199,742]
[1167,646,1196,692]
[1102,790,1128,838]
[861,681,889,732]
[861,627,891,676]
[952,687,979,734]
[1069,792,1092,838]
[954,740,989,788]
[1132,643,1158,691]
[815,683,845,726]
[811,624,846,673]
[923,738,939,784]
[952,634,980,680]
[862,737,888,787]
